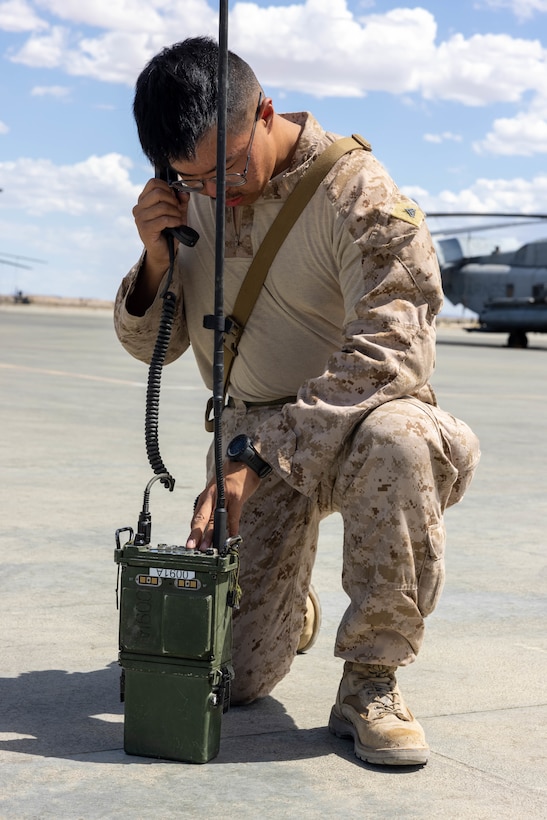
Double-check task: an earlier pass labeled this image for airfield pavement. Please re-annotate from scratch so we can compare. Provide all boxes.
[0,303,546,819]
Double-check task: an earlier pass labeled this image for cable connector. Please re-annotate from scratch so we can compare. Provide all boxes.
[133,473,173,546]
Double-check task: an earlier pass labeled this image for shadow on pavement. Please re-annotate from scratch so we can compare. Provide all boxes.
[0,663,123,759]
[0,665,330,766]
[0,665,428,773]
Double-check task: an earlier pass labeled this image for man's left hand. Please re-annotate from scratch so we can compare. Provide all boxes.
[186,461,260,551]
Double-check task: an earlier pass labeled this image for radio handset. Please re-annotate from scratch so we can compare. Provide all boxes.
[155,165,199,247]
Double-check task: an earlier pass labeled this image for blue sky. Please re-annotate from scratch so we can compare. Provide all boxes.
[1,0,547,304]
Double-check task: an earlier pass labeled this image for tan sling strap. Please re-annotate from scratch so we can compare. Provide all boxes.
[204,133,371,431]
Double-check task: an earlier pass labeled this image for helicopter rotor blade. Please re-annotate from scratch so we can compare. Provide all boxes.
[0,252,47,264]
[428,212,547,220]
[0,258,32,270]
[430,219,547,236]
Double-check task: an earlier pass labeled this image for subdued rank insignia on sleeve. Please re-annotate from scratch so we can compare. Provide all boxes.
[391,200,425,227]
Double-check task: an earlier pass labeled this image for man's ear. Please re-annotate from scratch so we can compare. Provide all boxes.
[261,97,275,131]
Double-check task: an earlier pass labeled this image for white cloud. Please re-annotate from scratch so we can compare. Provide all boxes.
[64,31,166,84]
[13,25,70,68]
[404,173,547,214]
[474,109,547,154]
[419,32,547,106]
[0,153,141,216]
[33,0,168,32]
[31,84,71,97]
[9,1,216,82]
[0,120,9,133]
[5,1,547,108]
[424,132,462,143]
[232,5,438,97]
[0,0,48,32]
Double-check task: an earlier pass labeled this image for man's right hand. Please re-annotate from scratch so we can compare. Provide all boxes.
[127,178,190,315]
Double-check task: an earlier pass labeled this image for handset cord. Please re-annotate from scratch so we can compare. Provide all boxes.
[144,234,177,492]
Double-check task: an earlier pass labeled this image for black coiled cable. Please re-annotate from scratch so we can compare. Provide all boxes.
[144,237,177,491]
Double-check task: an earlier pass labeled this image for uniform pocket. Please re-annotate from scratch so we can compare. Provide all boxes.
[428,406,481,507]
[417,522,446,616]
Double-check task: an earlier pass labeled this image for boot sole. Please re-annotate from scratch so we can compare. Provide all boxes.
[328,708,429,766]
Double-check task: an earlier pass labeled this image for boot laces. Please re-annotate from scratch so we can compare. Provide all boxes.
[359,666,408,720]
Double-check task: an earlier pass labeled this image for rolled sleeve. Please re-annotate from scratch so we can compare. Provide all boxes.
[114,252,190,366]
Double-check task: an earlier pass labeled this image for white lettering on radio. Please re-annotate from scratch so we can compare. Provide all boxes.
[148,567,196,580]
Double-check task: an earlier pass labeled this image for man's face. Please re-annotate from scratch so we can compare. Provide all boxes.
[170,97,276,208]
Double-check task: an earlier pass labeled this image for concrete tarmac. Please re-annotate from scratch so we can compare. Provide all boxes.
[1,304,546,819]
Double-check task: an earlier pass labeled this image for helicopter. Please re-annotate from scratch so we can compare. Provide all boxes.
[0,252,47,304]
[430,213,547,348]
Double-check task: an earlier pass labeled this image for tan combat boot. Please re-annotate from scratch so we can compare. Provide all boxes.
[328,662,429,766]
[297,584,322,654]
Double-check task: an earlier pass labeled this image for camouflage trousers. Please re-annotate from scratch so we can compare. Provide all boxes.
[209,397,480,705]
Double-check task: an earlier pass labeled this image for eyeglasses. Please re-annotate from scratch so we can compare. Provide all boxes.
[169,93,263,193]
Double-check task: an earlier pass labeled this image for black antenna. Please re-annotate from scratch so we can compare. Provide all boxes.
[212,0,230,550]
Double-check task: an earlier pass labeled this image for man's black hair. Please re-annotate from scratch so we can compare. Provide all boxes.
[133,36,261,167]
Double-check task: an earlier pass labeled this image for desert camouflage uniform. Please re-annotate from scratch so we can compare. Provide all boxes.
[115,112,480,704]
